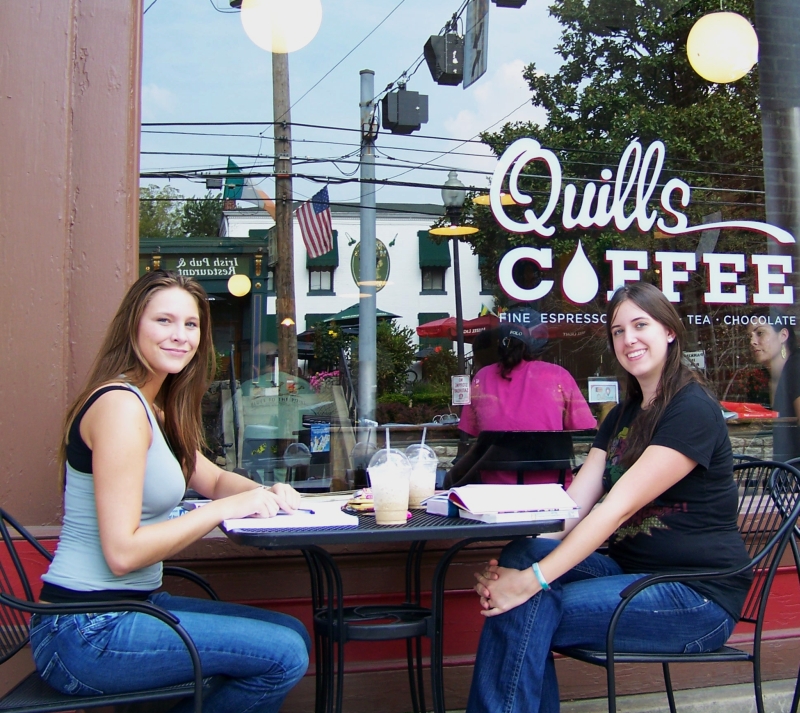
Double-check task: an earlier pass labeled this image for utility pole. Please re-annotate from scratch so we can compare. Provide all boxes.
[452,237,466,375]
[358,69,377,422]
[273,52,298,377]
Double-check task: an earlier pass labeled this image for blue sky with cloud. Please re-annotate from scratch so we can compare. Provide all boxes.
[141,0,562,205]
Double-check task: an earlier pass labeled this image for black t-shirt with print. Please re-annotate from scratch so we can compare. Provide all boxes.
[593,381,752,621]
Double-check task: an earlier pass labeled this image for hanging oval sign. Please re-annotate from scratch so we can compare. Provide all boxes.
[350,239,390,292]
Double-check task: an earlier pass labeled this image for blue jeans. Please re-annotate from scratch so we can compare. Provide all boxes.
[29,592,311,713]
[466,538,735,713]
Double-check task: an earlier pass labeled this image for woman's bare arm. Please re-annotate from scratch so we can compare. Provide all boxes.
[475,444,697,616]
[541,446,607,540]
[88,391,299,576]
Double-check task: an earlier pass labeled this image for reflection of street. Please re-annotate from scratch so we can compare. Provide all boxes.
[220,375,334,484]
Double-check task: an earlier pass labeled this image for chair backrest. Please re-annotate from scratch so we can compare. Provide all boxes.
[476,430,575,472]
[0,509,54,665]
[732,461,800,626]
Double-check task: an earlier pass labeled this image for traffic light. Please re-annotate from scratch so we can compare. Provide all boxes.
[492,0,528,6]
[381,88,429,135]
[423,33,464,86]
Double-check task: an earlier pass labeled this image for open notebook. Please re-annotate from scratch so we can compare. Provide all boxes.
[448,484,580,523]
[223,501,359,530]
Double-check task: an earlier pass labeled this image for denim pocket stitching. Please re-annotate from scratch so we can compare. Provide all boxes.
[682,616,732,654]
[40,652,104,696]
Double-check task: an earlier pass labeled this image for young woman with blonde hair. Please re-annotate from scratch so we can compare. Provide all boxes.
[31,270,310,713]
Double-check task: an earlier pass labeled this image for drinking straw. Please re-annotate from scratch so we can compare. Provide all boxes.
[386,427,390,452]
[421,427,427,447]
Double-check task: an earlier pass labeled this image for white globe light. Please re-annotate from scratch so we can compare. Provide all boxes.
[687,12,758,84]
[228,274,252,297]
[241,0,322,54]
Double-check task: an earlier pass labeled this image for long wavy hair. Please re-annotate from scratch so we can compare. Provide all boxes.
[59,270,215,482]
[606,282,701,468]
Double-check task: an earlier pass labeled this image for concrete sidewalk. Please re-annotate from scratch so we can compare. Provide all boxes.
[449,679,797,713]
[558,678,797,713]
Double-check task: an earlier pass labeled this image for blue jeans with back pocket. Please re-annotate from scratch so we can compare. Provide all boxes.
[29,592,310,713]
[466,537,735,713]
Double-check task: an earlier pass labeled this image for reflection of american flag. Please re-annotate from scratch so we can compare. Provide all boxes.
[297,187,333,258]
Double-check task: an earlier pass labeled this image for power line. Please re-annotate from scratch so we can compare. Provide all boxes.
[286,0,409,116]
[141,120,766,173]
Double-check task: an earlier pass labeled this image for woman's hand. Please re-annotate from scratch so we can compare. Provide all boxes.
[219,484,299,520]
[474,559,539,617]
[269,482,302,512]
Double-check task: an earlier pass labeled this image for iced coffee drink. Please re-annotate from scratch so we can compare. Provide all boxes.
[406,444,438,508]
[367,450,411,525]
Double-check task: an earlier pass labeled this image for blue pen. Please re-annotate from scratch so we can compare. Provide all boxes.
[277,508,315,515]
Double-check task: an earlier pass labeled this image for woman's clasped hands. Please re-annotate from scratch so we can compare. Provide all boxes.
[474,558,539,617]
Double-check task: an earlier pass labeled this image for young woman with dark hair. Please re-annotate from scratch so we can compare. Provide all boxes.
[749,312,800,461]
[31,270,310,713]
[466,282,751,713]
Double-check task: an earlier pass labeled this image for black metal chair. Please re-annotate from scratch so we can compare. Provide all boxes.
[553,460,800,713]
[303,541,431,713]
[777,457,800,713]
[0,508,220,713]
[445,430,576,488]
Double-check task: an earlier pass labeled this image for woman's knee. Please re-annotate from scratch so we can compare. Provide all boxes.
[499,537,560,569]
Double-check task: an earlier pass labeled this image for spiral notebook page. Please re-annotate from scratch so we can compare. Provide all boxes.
[223,501,358,530]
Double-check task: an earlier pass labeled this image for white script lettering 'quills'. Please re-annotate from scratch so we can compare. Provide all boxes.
[490,137,795,246]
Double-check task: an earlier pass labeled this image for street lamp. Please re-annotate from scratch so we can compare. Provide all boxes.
[686,12,758,83]
[429,171,478,377]
[240,0,322,53]
[235,0,322,380]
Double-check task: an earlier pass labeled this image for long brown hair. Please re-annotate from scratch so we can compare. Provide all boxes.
[59,270,215,481]
[606,282,700,467]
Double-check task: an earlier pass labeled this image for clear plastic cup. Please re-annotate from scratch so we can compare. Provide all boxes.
[405,444,438,508]
[367,449,411,524]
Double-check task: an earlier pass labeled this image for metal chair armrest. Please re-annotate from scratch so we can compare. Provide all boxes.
[163,565,220,600]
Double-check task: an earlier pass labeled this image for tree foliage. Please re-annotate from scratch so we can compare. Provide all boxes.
[181,192,223,237]
[463,0,764,307]
[139,184,184,238]
[139,185,223,238]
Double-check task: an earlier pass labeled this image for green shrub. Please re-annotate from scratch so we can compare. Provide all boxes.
[420,346,459,385]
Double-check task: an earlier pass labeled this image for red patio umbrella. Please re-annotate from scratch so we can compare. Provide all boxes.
[416,314,500,344]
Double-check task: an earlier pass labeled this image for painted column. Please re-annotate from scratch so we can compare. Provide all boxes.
[756,0,800,263]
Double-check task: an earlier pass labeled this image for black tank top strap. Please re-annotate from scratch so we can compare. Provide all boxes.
[65,384,141,474]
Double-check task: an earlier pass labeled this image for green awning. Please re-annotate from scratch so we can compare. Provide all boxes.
[418,231,451,268]
[306,230,339,268]
[324,304,400,324]
[305,313,334,330]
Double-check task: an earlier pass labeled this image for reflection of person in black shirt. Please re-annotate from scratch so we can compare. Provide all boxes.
[749,315,800,462]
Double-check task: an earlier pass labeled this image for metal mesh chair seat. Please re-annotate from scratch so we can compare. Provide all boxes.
[0,671,205,713]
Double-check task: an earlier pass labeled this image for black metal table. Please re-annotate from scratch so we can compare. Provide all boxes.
[223,511,563,713]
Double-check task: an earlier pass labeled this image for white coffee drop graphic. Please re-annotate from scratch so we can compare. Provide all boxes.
[562,241,599,304]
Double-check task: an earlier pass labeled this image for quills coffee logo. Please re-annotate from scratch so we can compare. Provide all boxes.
[489,138,796,306]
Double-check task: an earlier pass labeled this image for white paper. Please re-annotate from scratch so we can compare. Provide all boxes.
[223,501,358,531]
[448,484,579,516]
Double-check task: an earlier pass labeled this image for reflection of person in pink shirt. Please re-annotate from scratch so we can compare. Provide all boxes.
[447,323,596,487]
